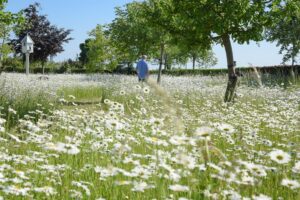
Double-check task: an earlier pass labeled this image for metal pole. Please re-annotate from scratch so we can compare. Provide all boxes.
[25,53,29,75]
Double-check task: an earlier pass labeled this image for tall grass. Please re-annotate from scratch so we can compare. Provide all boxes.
[0,74,299,199]
[0,78,55,128]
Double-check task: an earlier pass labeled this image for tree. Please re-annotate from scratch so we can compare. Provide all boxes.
[78,39,91,66]
[147,0,277,102]
[266,0,300,79]
[10,3,72,73]
[162,44,189,70]
[0,22,13,68]
[109,3,152,63]
[85,25,117,72]
[174,39,217,70]
[0,0,24,72]
[109,1,170,83]
[192,50,218,69]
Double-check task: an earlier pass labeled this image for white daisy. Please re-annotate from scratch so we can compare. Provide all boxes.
[131,181,155,192]
[217,123,235,134]
[269,149,291,164]
[68,95,76,99]
[44,142,80,155]
[119,90,126,95]
[34,186,57,196]
[135,84,142,90]
[252,194,272,200]
[103,99,111,105]
[143,87,150,94]
[0,127,5,133]
[0,118,6,125]
[169,184,190,192]
[292,161,300,173]
[194,126,213,140]
[281,178,300,189]
[3,185,30,196]
[8,107,17,114]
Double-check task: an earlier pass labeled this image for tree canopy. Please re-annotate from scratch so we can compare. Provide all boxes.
[0,0,24,71]
[85,25,117,72]
[108,2,159,63]
[107,1,217,82]
[78,39,91,66]
[10,3,72,65]
[144,0,279,101]
[266,0,300,65]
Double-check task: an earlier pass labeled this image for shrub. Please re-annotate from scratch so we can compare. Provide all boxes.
[2,57,23,71]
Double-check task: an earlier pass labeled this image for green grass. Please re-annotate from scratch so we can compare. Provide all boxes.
[57,86,110,102]
[0,77,299,200]
[0,89,55,128]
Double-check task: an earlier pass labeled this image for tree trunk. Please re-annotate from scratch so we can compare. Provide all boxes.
[164,54,167,70]
[289,45,296,83]
[0,32,7,74]
[127,62,131,75]
[42,62,45,75]
[192,55,196,71]
[222,34,237,102]
[164,54,171,70]
[157,43,164,84]
[0,52,2,74]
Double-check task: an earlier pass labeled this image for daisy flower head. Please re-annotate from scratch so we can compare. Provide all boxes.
[68,95,76,100]
[0,118,6,125]
[135,84,141,90]
[119,90,126,95]
[269,149,291,164]
[252,194,272,200]
[169,184,190,192]
[8,107,17,114]
[217,123,235,134]
[143,87,150,94]
[292,161,300,173]
[103,99,111,105]
[34,186,57,196]
[281,178,300,189]
[131,181,155,192]
[194,126,214,140]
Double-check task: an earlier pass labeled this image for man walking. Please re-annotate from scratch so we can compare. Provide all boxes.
[136,55,149,82]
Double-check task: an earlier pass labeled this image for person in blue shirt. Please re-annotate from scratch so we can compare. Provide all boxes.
[136,55,149,82]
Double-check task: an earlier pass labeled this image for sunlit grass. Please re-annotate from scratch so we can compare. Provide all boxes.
[0,73,299,199]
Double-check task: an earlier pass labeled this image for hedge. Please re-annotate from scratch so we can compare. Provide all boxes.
[1,65,299,77]
[150,65,300,77]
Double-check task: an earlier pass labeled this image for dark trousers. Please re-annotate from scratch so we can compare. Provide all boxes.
[138,78,147,82]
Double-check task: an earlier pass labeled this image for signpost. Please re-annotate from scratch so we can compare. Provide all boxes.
[21,34,34,75]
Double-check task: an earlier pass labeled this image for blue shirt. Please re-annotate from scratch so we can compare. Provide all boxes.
[136,59,149,79]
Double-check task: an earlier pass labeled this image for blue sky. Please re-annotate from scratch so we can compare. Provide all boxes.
[6,0,286,68]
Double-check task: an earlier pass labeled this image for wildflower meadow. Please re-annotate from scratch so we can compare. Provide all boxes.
[0,73,299,200]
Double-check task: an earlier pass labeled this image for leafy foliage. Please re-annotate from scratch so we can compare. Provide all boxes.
[0,0,24,72]
[10,3,72,64]
[266,0,300,65]
[145,0,279,101]
[108,2,160,63]
[85,25,117,72]
[78,39,91,66]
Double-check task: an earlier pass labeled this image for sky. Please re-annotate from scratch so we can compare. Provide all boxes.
[5,0,287,69]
